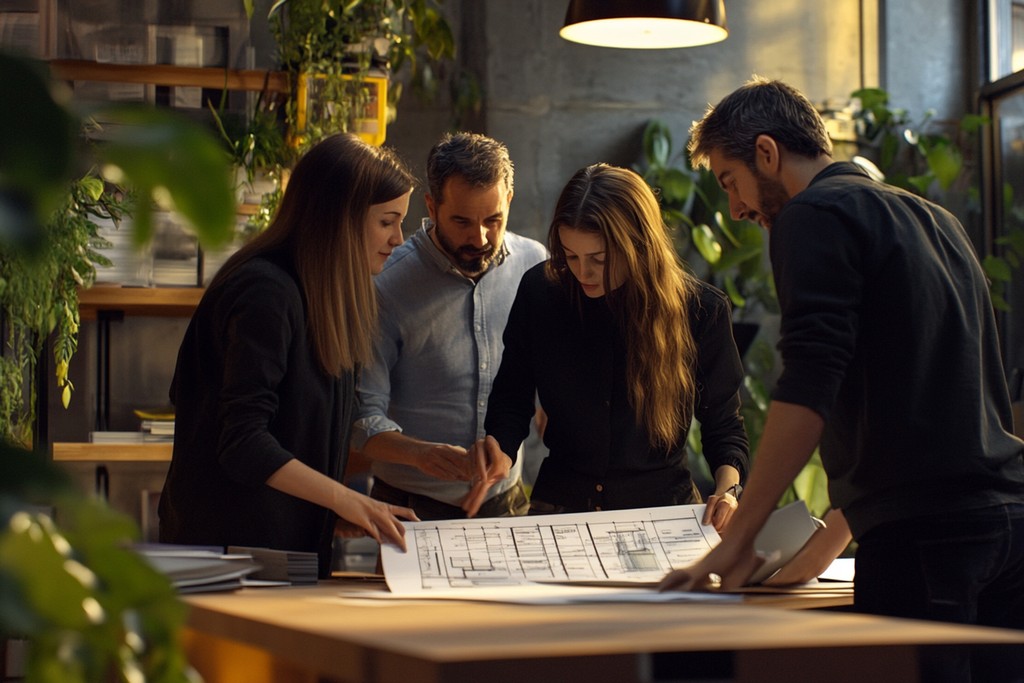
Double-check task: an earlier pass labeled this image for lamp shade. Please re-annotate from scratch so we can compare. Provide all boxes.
[560,0,727,49]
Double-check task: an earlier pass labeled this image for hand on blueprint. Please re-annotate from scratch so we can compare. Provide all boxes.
[657,533,765,592]
[333,488,419,551]
[461,435,513,517]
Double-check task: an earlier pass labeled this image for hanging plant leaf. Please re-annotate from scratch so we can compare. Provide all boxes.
[90,104,236,250]
[925,142,962,190]
[692,223,722,265]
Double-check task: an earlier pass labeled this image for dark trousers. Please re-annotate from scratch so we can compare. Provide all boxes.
[371,477,529,520]
[854,503,1024,683]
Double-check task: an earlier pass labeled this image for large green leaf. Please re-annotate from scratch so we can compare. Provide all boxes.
[659,167,694,205]
[642,120,672,168]
[0,54,75,195]
[91,104,236,249]
[983,254,1013,282]
[924,141,962,190]
[691,223,722,264]
[0,54,77,243]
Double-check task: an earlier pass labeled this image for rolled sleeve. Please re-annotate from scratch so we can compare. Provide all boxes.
[353,306,402,449]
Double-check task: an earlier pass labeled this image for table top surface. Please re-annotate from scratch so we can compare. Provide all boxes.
[182,580,1024,670]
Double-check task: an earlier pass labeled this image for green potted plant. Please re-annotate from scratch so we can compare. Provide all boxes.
[0,173,124,448]
[234,0,456,235]
[259,0,455,150]
[1,50,237,682]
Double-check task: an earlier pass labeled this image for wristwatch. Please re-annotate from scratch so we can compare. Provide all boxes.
[723,483,743,499]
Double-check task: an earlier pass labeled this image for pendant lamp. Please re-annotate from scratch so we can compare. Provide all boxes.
[560,0,728,49]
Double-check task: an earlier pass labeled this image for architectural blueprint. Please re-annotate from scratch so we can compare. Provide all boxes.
[381,504,720,594]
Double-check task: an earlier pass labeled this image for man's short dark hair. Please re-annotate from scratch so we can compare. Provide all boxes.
[426,132,514,203]
[688,76,833,170]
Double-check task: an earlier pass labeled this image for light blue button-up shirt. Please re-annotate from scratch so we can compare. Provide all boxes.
[354,225,547,505]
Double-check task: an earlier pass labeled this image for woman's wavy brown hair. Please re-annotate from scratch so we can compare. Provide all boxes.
[547,163,699,449]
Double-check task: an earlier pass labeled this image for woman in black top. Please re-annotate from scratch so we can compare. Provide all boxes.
[466,164,749,531]
[160,134,418,575]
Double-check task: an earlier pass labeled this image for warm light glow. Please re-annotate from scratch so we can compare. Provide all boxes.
[559,16,727,49]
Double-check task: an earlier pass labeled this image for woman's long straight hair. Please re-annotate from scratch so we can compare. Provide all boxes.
[547,163,699,449]
[211,133,415,376]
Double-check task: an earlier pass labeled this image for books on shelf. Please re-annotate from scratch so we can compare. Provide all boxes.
[141,419,174,441]
[87,407,176,445]
[136,407,175,442]
[90,431,145,444]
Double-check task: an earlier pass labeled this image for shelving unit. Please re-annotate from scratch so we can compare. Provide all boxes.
[44,56,278,464]
[47,59,289,94]
[51,285,203,464]
[77,285,205,319]
[52,442,172,462]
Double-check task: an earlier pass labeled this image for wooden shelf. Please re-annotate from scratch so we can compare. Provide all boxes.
[53,442,172,462]
[78,285,204,319]
[48,59,289,94]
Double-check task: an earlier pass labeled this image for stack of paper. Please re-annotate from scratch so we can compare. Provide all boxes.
[228,546,319,585]
[89,431,145,444]
[136,545,261,594]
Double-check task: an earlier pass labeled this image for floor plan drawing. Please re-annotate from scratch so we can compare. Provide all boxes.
[382,504,720,593]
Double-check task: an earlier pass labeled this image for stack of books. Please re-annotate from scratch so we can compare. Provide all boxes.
[228,546,319,585]
[89,431,144,444]
[135,407,175,443]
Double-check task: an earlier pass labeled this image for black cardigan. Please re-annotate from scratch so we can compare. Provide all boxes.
[159,253,352,577]
[485,263,749,511]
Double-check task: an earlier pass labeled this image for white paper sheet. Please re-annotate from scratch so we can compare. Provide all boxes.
[337,582,740,604]
[380,504,720,596]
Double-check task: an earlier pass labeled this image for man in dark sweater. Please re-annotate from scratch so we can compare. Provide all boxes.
[660,77,1024,682]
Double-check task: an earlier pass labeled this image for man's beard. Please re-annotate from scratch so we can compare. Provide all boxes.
[435,224,498,276]
[753,170,791,230]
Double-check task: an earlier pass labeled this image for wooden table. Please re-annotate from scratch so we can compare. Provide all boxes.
[180,581,1024,683]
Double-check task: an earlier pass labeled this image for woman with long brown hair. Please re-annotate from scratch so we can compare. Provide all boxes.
[160,134,418,575]
[467,163,748,530]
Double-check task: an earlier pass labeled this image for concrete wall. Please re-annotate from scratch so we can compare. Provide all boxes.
[389,0,977,243]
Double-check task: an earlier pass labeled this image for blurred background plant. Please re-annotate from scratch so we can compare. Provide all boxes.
[850,87,1023,311]
[1,49,236,682]
[236,0,460,234]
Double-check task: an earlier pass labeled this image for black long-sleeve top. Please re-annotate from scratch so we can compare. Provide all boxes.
[159,252,352,577]
[770,162,1024,538]
[485,263,749,511]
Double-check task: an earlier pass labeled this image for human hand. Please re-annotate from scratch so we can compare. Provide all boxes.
[333,489,419,552]
[760,540,829,586]
[460,435,512,517]
[415,442,473,481]
[702,489,739,532]
[657,536,764,592]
